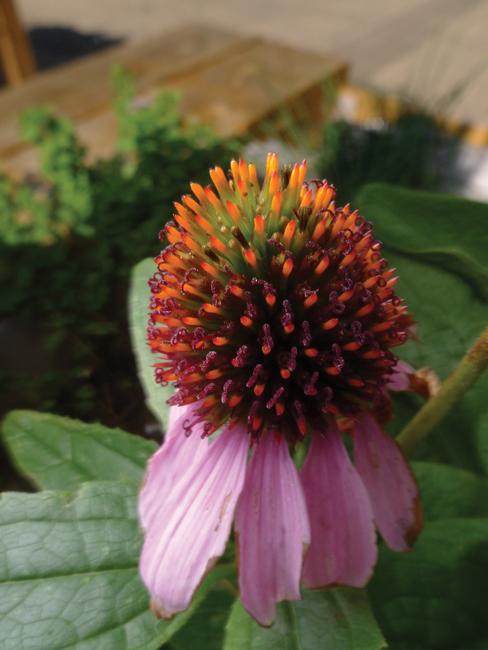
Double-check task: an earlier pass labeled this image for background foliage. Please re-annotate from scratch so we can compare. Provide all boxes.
[0,70,237,429]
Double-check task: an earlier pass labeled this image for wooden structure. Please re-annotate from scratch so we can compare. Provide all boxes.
[0,25,348,179]
[0,0,36,84]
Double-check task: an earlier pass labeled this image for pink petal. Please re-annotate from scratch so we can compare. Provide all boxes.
[301,426,377,588]
[387,360,414,391]
[167,403,192,438]
[235,433,310,627]
[353,413,422,551]
[139,404,207,532]
[139,422,248,617]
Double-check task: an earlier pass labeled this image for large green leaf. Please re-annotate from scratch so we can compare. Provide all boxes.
[223,589,386,650]
[169,581,236,650]
[413,461,488,520]
[355,185,488,474]
[129,257,173,431]
[0,481,232,650]
[2,410,156,490]
[354,184,488,300]
[369,518,488,650]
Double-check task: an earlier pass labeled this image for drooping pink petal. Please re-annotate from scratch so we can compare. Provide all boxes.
[235,433,310,627]
[353,413,422,551]
[139,422,248,618]
[139,403,206,531]
[301,425,377,588]
[387,360,414,391]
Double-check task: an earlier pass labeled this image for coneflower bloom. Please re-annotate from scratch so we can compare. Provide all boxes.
[139,154,422,626]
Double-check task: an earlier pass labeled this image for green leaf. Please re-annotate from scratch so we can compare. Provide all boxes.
[369,518,488,650]
[2,410,156,490]
[129,257,173,430]
[0,481,232,650]
[354,185,488,474]
[170,582,236,650]
[223,589,386,650]
[354,184,488,300]
[413,461,488,520]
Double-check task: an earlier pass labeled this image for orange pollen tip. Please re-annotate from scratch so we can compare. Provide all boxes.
[174,213,191,230]
[206,369,223,380]
[200,261,221,279]
[297,417,307,436]
[213,336,229,346]
[240,315,253,327]
[280,369,291,379]
[248,163,258,186]
[283,220,296,246]
[361,350,383,359]
[340,251,356,268]
[230,284,244,297]
[354,303,374,317]
[205,187,221,209]
[181,233,199,253]
[228,394,243,408]
[262,344,272,355]
[269,171,280,194]
[209,236,227,254]
[275,402,285,416]
[254,384,265,396]
[282,258,294,277]
[371,321,395,332]
[314,256,330,275]
[202,396,217,409]
[304,347,318,358]
[283,323,295,334]
[182,316,201,326]
[338,289,354,302]
[304,293,318,308]
[238,159,249,181]
[182,372,202,384]
[312,220,326,241]
[190,182,207,204]
[244,248,258,268]
[271,191,282,215]
[322,318,339,330]
[265,293,276,307]
[209,167,228,194]
[202,303,221,315]
[195,214,214,233]
[226,200,241,224]
[343,341,361,351]
[326,366,341,375]
[252,415,263,431]
[254,214,265,237]
[363,276,378,289]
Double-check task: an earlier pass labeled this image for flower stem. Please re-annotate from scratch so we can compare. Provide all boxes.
[397,324,488,455]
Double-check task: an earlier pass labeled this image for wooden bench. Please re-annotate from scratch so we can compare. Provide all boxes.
[0,24,348,179]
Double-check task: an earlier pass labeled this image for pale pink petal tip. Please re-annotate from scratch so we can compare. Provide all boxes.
[236,434,310,627]
[354,413,423,552]
[139,423,248,616]
[301,425,377,588]
[387,360,414,391]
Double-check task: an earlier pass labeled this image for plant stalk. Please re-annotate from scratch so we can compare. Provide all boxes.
[397,324,488,455]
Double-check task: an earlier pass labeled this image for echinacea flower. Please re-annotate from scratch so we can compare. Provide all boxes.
[139,154,423,626]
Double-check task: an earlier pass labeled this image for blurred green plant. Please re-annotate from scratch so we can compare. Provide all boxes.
[0,69,237,425]
[318,111,459,201]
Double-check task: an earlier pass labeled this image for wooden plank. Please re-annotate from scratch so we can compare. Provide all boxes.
[173,40,347,138]
[0,26,348,179]
[0,25,254,157]
[0,0,36,84]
